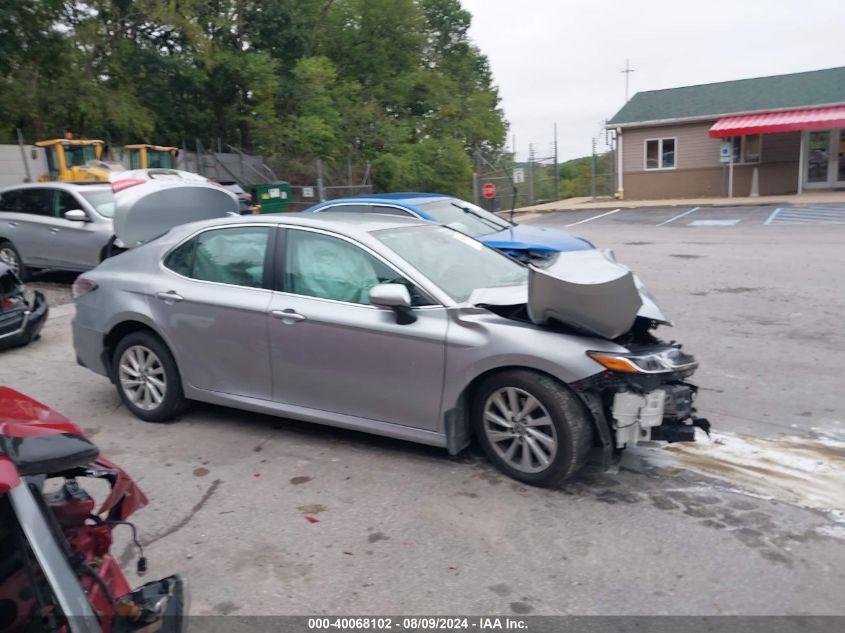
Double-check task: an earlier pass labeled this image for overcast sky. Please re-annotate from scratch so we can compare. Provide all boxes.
[460,0,845,161]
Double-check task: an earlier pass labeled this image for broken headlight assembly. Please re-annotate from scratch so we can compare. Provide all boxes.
[587,347,698,375]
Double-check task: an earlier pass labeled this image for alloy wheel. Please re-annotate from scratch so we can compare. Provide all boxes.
[0,246,20,276]
[483,387,558,473]
[118,345,167,411]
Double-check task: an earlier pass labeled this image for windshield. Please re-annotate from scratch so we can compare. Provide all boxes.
[414,198,510,238]
[373,225,527,302]
[80,189,116,218]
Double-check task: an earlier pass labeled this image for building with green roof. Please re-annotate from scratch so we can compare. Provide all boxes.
[605,67,845,199]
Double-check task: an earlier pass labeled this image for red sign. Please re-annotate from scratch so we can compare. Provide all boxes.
[482,182,496,199]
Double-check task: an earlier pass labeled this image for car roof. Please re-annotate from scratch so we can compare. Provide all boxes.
[0,181,112,193]
[168,211,431,240]
[310,193,455,217]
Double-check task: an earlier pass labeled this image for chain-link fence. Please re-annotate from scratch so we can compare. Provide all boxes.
[280,158,373,211]
[473,129,617,211]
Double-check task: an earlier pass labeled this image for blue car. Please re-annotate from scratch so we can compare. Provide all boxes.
[305,193,593,263]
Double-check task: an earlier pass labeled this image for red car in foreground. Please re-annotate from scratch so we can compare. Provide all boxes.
[0,387,184,633]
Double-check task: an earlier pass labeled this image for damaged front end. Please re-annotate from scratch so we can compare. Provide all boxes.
[475,248,710,471]
[572,343,711,470]
[530,250,709,468]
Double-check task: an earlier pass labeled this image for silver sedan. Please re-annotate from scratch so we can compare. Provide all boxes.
[72,212,707,486]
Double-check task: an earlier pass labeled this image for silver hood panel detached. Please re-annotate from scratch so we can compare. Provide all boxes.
[113,181,239,247]
[527,249,642,339]
[471,249,670,340]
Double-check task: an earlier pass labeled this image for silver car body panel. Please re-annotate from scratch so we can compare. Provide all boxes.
[112,181,238,247]
[0,182,115,271]
[527,249,642,339]
[72,213,633,446]
[8,482,102,632]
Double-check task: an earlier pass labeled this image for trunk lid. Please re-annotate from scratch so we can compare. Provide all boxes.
[113,180,239,247]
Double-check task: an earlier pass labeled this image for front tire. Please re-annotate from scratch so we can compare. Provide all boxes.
[0,241,29,281]
[113,331,188,423]
[472,370,593,487]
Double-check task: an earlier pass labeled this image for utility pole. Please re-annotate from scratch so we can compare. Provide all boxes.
[553,123,559,200]
[591,137,597,200]
[527,143,535,205]
[621,59,635,103]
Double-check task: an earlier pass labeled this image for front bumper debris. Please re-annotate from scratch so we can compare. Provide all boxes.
[572,373,711,472]
[0,290,48,351]
[610,383,710,448]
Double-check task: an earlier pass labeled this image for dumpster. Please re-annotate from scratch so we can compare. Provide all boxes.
[250,182,292,213]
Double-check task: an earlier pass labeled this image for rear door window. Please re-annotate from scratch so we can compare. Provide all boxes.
[164,226,271,289]
[18,189,55,217]
[0,190,21,213]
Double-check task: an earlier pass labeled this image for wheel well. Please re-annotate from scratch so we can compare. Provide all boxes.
[103,321,161,368]
[445,365,570,455]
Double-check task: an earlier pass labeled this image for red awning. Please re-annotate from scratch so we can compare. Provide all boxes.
[709,105,845,137]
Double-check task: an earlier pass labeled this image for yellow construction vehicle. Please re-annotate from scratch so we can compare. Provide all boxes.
[125,144,179,169]
[35,138,113,182]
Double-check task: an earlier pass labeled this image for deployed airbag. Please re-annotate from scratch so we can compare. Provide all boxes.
[527,249,643,339]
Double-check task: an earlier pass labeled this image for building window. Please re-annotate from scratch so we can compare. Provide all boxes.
[731,135,761,164]
[645,138,676,170]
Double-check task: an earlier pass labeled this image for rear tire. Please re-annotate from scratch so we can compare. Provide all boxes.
[112,331,189,423]
[0,241,29,281]
[472,370,593,487]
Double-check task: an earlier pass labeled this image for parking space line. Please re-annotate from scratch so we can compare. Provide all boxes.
[657,206,699,226]
[688,219,741,226]
[564,208,620,227]
[764,208,783,225]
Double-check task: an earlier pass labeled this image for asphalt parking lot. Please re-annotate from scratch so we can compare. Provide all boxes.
[3,203,844,616]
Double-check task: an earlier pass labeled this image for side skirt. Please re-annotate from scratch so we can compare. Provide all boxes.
[184,386,449,450]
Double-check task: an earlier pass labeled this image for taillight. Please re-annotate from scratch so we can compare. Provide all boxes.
[111,178,146,193]
[206,179,225,188]
[72,278,98,300]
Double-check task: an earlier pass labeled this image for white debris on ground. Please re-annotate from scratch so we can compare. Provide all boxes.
[626,430,845,521]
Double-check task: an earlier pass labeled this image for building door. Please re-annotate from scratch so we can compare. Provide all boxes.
[837,129,845,186]
[804,129,845,189]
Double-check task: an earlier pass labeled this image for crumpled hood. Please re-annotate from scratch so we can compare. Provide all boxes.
[478,224,593,254]
[469,249,670,339]
[113,181,239,247]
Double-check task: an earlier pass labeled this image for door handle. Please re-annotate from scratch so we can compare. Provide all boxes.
[49,227,61,233]
[270,309,306,323]
[155,290,184,304]
[7,222,17,227]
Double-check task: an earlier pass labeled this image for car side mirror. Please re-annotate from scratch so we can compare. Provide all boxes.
[369,283,417,325]
[64,209,88,222]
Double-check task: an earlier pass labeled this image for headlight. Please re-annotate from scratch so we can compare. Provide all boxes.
[587,348,697,374]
